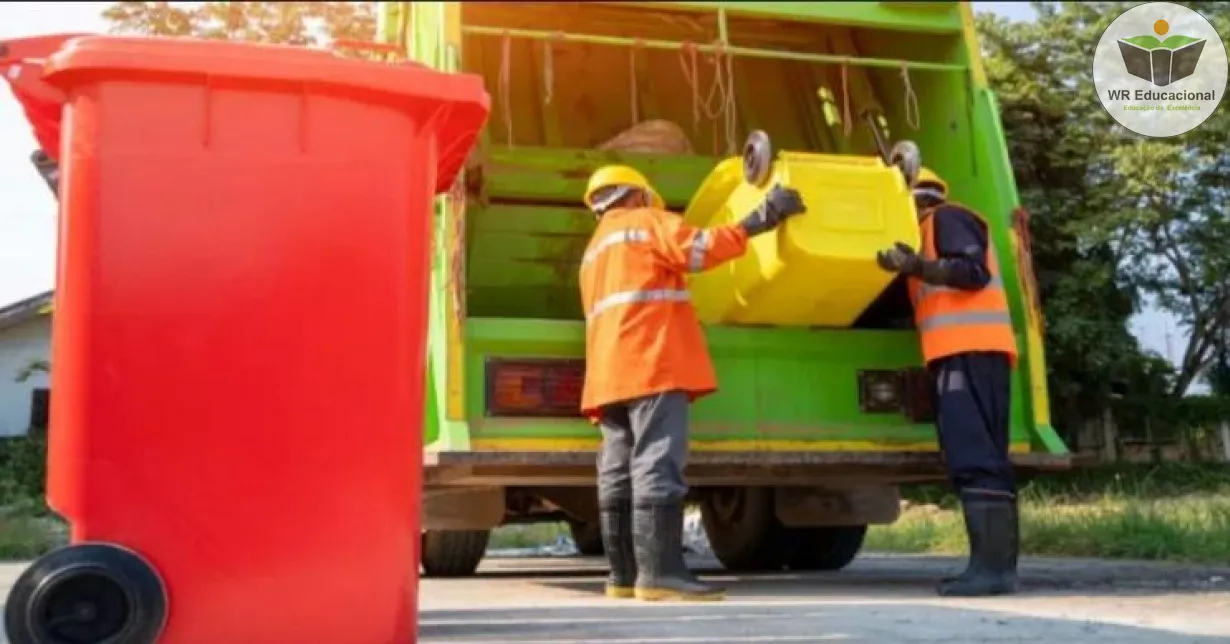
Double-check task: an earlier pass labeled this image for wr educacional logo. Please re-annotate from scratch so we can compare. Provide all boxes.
[1112,18,1207,92]
[1093,2,1227,138]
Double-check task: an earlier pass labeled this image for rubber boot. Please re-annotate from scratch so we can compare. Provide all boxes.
[600,499,637,599]
[939,496,1021,585]
[937,493,1021,597]
[632,502,725,601]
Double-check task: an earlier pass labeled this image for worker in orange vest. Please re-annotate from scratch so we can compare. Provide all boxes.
[579,165,805,602]
[874,167,1021,597]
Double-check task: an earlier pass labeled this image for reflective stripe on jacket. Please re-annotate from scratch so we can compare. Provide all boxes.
[908,203,1019,366]
[578,207,749,417]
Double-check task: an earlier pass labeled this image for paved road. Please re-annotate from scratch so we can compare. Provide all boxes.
[4,554,1230,643]
[423,554,1230,643]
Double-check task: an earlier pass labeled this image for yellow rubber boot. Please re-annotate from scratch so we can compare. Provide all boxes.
[632,502,726,602]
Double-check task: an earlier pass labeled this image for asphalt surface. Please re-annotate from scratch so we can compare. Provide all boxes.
[3,554,1230,643]
[423,554,1230,643]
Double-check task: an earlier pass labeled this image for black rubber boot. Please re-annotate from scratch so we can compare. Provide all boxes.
[938,493,1021,597]
[600,499,637,599]
[632,502,725,601]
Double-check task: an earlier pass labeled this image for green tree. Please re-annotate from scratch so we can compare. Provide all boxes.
[979,2,1230,417]
[977,5,1152,435]
[102,1,376,45]
[1113,127,1230,396]
[1051,2,1230,398]
[1204,329,1230,396]
[15,359,49,384]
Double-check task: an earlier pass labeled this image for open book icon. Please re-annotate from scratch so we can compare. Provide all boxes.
[1117,35,1207,86]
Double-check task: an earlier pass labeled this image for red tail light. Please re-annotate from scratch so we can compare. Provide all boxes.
[484,358,585,417]
[902,367,936,423]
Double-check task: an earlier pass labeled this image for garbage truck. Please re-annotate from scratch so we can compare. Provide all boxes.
[387,0,1072,577]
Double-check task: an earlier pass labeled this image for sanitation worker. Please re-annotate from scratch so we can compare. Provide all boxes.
[579,165,805,602]
[874,168,1020,597]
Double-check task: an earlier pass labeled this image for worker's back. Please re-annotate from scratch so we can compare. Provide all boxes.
[578,206,714,415]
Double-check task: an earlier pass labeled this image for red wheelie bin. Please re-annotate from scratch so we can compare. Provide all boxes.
[2,35,489,644]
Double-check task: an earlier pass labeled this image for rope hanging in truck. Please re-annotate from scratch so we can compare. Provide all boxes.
[676,40,738,157]
[678,43,703,136]
[708,40,738,156]
[841,63,854,138]
[461,26,969,72]
[901,62,920,131]
[498,30,513,147]
[541,33,559,106]
[465,26,954,151]
[629,39,642,127]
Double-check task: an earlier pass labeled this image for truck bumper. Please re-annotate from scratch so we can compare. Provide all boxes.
[424,450,1071,487]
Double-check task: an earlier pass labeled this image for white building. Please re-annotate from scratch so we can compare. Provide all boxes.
[0,290,51,437]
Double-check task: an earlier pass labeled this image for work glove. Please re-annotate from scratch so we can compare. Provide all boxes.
[875,242,923,275]
[739,184,806,237]
[876,241,957,285]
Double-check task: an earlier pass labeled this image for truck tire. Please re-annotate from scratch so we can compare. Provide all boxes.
[785,525,868,571]
[700,487,789,572]
[568,519,605,557]
[420,530,490,578]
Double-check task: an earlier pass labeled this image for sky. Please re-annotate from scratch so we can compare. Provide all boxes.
[0,1,1182,364]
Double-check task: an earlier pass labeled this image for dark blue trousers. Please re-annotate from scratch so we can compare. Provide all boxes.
[931,351,1015,496]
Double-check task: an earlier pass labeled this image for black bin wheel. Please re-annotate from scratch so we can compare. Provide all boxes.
[4,543,167,644]
[742,130,774,188]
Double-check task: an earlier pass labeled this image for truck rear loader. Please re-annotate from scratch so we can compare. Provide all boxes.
[387,0,1071,577]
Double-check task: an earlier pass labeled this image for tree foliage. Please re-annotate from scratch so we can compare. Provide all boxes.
[979,2,1230,438]
[978,5,1142,433]
[15,359,49,384]
[102,1,375,45]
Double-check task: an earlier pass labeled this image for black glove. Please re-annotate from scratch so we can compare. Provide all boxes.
[739,184,806,237]
[876,242,922,275]
[876,241,956,285]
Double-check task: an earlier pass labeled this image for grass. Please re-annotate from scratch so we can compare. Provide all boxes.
[486,465,1230,564]
[2,464,1227,563]
[0,506,65,561]
[868,463,1230,564]
[868,493,1230,563]
[490,522,569,550]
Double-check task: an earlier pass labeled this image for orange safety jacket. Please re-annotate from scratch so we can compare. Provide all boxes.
[578,206,749,419]
[908,203,1019,366]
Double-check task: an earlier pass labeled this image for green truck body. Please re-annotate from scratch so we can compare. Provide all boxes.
[377,1,1070,577]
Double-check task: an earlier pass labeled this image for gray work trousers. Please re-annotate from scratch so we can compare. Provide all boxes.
[597,390,690,505]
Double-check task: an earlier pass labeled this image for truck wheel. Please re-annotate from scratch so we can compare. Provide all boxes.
[5,542,167,644]
[785,525,868,571]
[567,519,605,557]
[420,530,490,578]
[700,487,788,572]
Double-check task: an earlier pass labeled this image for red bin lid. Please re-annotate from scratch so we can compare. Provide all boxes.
[41,36,490,194]
[2,33,92,162]
[5,63,64,160]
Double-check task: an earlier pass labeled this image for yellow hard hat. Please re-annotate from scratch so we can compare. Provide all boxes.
[914,167,948,198]
[583,165,664,211]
